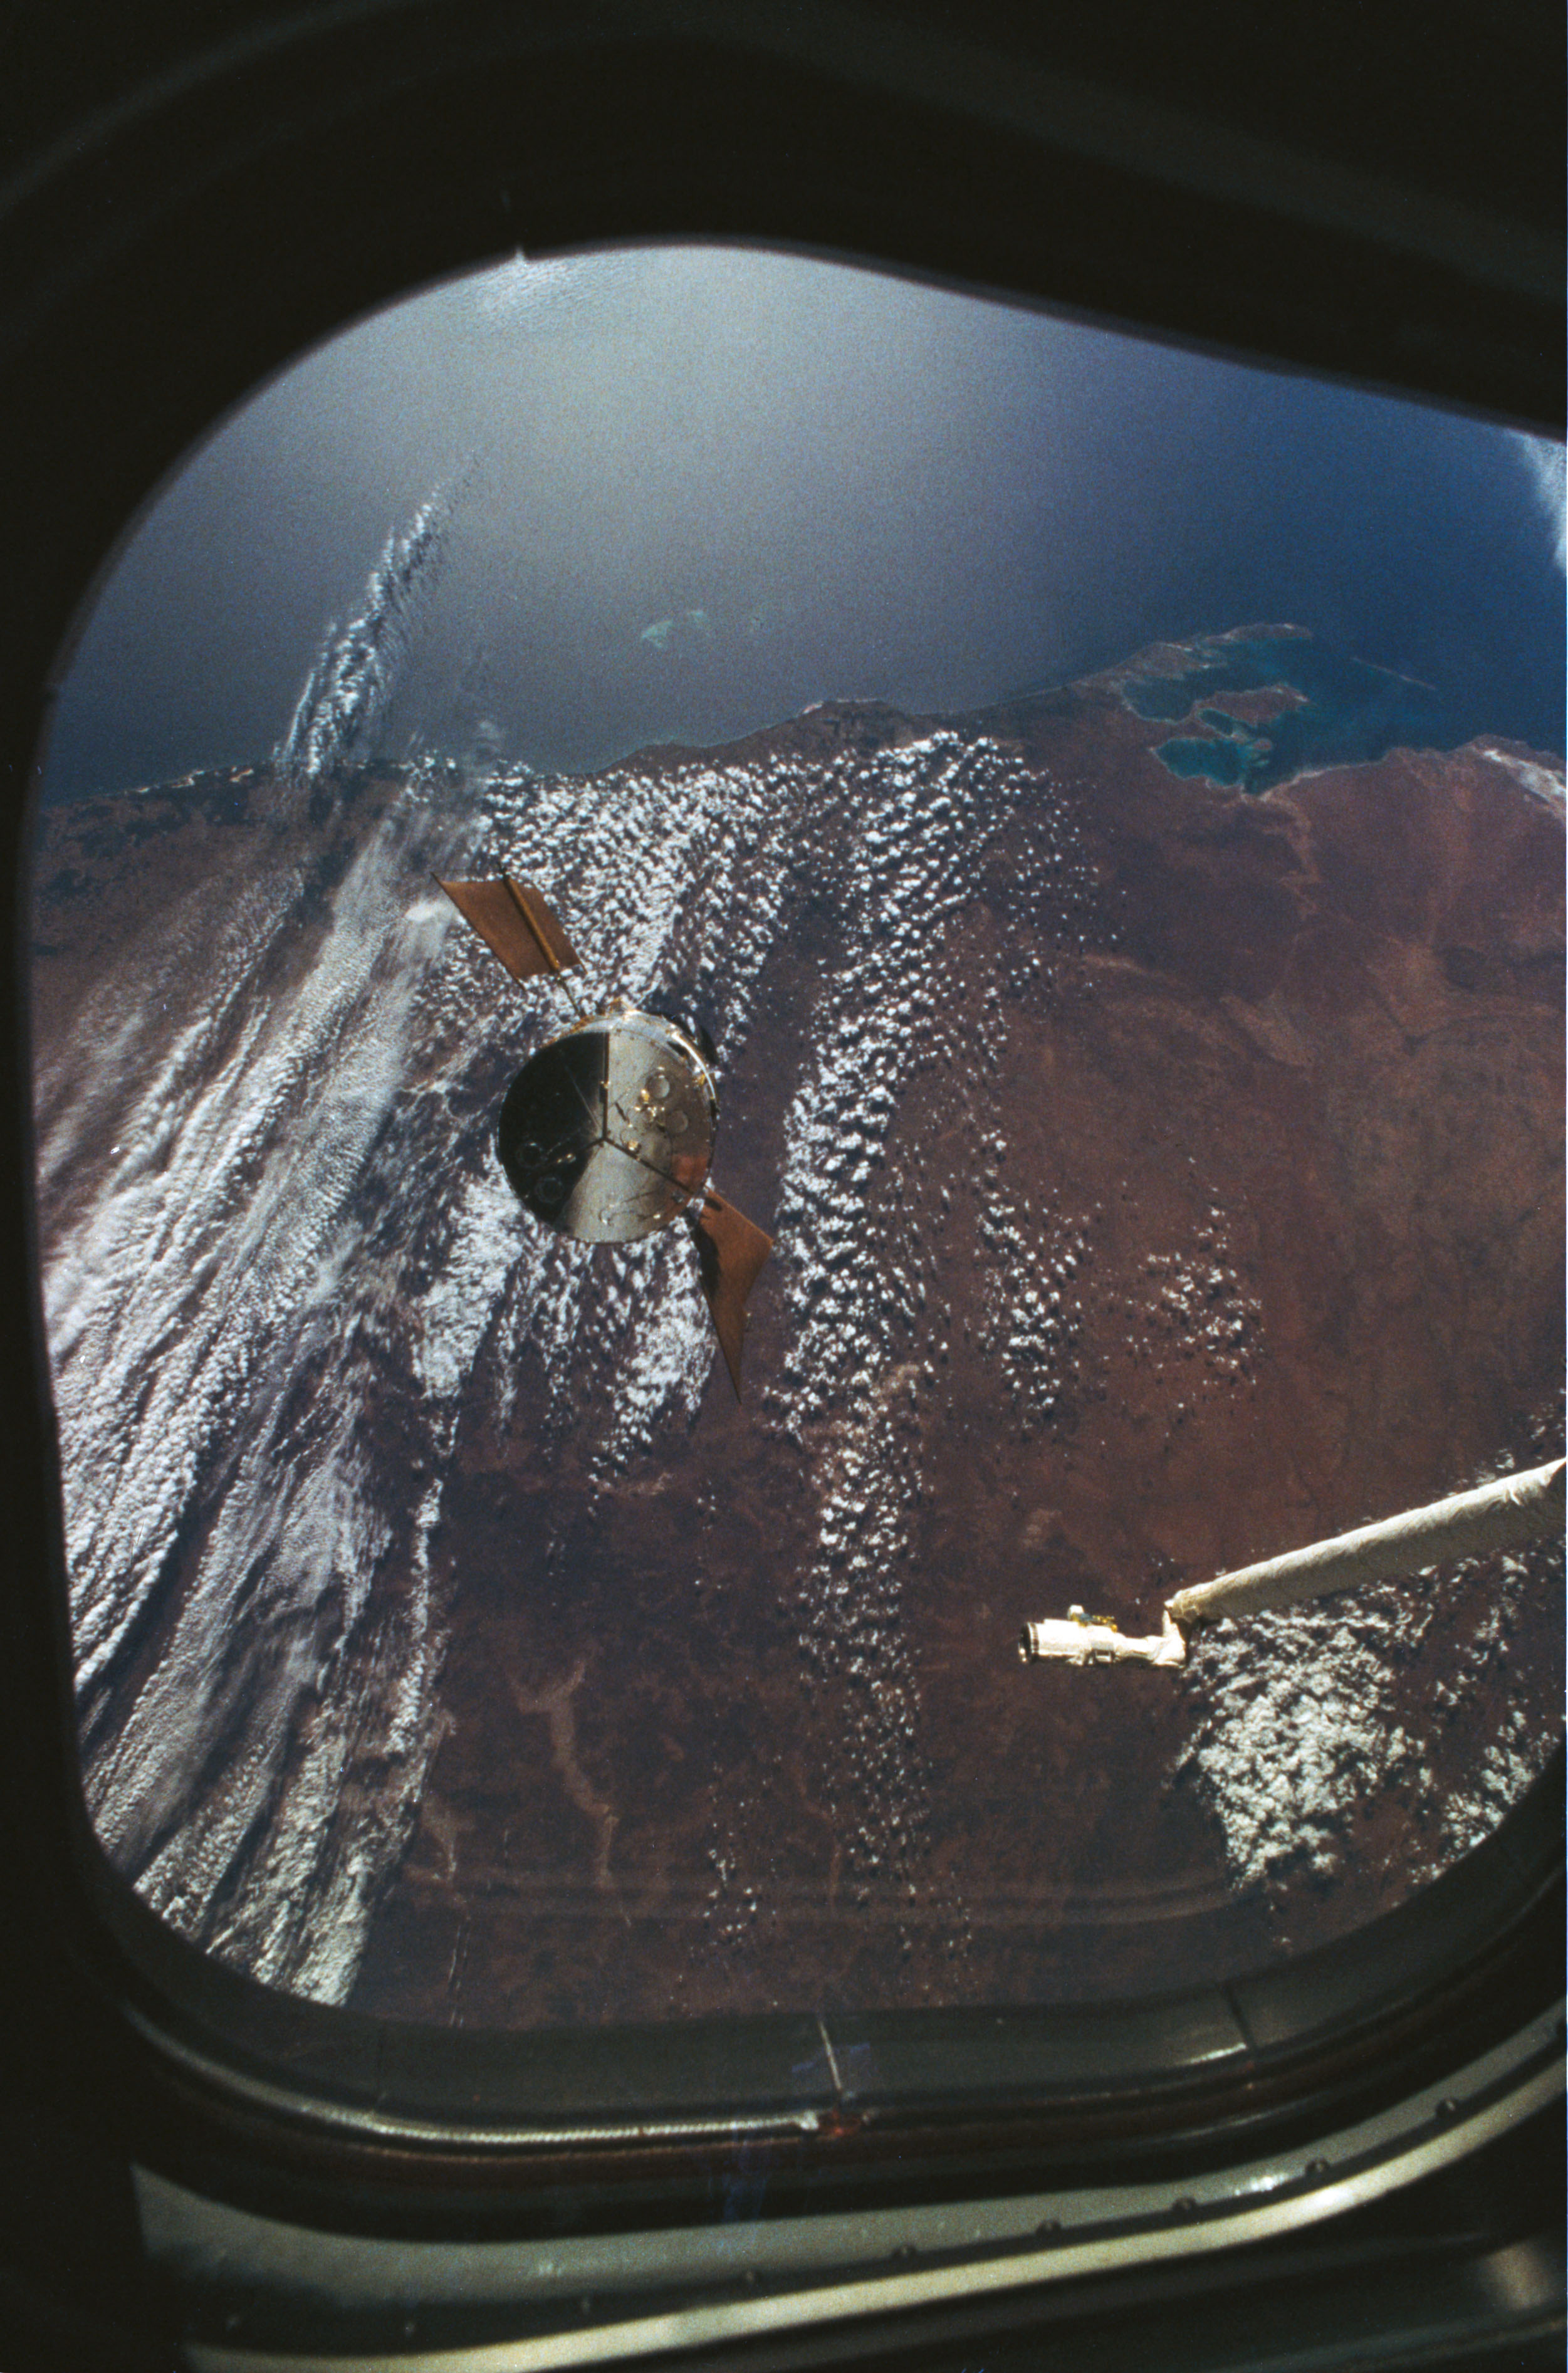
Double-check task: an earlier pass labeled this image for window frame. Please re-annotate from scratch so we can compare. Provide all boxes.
[0,0,1560,2313]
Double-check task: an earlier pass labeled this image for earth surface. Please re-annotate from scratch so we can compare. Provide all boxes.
[31,626,1564,2028]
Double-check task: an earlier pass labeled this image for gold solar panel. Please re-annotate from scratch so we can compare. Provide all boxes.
[437,876,580,980]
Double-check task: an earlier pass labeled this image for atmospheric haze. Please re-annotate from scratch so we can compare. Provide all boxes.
[41,243,1565,804]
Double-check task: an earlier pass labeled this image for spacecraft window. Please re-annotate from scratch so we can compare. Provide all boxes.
[29,240,1564,2069]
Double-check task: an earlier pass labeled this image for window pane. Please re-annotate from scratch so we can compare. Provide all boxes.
[31,244,1564,2027]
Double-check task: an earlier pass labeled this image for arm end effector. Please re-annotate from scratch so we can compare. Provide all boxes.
[1018,1606,1188,1668]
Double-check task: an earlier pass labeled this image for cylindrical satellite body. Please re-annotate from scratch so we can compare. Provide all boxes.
[498,1008,718,1244]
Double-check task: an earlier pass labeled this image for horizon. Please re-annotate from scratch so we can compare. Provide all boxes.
[35,244,1565,808]
[41,616,1567,817]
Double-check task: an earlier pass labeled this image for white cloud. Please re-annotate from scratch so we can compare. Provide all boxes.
[1510,429,1566,573]
[471,251,580,322]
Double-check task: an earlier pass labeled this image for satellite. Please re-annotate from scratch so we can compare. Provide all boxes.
[437,872,773,1399]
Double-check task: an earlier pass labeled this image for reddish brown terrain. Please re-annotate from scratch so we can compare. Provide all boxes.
[33,632,1564,2028]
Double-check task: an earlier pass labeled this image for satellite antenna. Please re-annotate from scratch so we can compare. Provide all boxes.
[438,873,773,1400]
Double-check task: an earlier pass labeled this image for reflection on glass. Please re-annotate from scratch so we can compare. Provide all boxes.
[29,245,1565,2027]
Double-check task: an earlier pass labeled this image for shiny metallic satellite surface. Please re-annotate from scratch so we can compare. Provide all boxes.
[498,1011,718,1244]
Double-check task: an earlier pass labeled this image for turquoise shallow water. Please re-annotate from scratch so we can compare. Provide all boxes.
[1124,632,1460,794]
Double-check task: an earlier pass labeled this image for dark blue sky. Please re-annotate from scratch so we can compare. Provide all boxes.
[39,243,1566,800]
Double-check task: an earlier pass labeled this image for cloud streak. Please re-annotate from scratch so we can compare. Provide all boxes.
[278,491,453,784]
[1510,431,1566,575]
